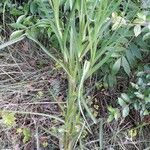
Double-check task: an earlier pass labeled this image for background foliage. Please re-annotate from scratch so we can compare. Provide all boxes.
[0,0,150,149]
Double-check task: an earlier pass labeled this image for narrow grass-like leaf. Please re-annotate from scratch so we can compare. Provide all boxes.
[0,110,64,123]
[99,119,104,150]
[10,30,24,40]
[26,33,71,77]
[0,35,25,50]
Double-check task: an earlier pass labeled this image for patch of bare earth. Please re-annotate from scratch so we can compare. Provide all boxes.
[0,39,66,150]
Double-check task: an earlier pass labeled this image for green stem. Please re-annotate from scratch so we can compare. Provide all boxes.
[63,78,79,150]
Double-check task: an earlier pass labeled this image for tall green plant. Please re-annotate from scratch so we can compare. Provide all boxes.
[0,0,130,149]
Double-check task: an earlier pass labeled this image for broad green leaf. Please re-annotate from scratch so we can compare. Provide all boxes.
[107,115,114,122]
[143,32,150,41]
[112,58,121,74]
[137,78,143,85]
[133,103,139,110]
[10,30,24,40]
[122,105,129,118]
[134,92,144,99]
[129,44,142,59]
[137,71,144,77]
[121,93,130,102]
[134,25,141,37]
[108,74,117,87]
[143,110,149,115]
[126,49,135,65]
[107,106,115,113]
[103,75,109,88]
[112,12,126,30]
[30,1,38,14]
[118,98,126,106]
[26,28,38,39]
[133,18,145,24]
[142,26,149,33]
[122,56,131,75]
[145,97,150,103]
[137,12,146,21]
[130,82,139,89]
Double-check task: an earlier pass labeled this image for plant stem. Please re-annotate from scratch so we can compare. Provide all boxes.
[63,77,79,150]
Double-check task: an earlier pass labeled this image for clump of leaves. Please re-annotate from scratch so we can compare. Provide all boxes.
[1,112,16,127]
[22,128,31,143]
[107,106,120,122]
[0,0,28,18]
[108,66,150,121]
[129,70,150,117]
[133,0,150,40]
[16,127,31,143]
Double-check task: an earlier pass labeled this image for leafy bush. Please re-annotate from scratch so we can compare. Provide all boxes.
[108,66,150,121]
[97,0,150,88]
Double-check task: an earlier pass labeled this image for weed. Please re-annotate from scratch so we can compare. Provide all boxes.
[0,0,150,149]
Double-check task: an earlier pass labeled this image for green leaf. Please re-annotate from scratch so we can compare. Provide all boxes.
[134,25,141,37]
[126,49,135,65]
[131,82,139,89]
[143,32,150,41]
[10,30,24,40]
[133,18,145,24]
[108,106,115,113]
[36,19,50,27]
[26,28,38,39]
[143,110,149,116]
[114,109,121,120]
[145,97,150,103]
[112,58,121,74]
[121,93,130,102]
[122,105,129,118]
[108,74,117,87]
[134,92,144,99]
[137,78,143,85]
[2,112,16,127]
[137,12,146,21]
[129,44,142,59]
[118,98,126,106]
[107,115,114,122]
[133,103,139,110]
[10,23,27,29]
[16,15,26,23]
[30,1,38,14]
[23,128,31,143]
[122,56,131,75]
[142,26,149,33]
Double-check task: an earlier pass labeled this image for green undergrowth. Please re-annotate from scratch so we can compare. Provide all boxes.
[0,0,150,149]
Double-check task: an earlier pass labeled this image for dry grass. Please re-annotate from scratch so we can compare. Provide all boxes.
[0,39,150,150]
[0,39,67,149]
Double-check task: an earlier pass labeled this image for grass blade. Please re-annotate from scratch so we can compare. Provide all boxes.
[0,35,25,50]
